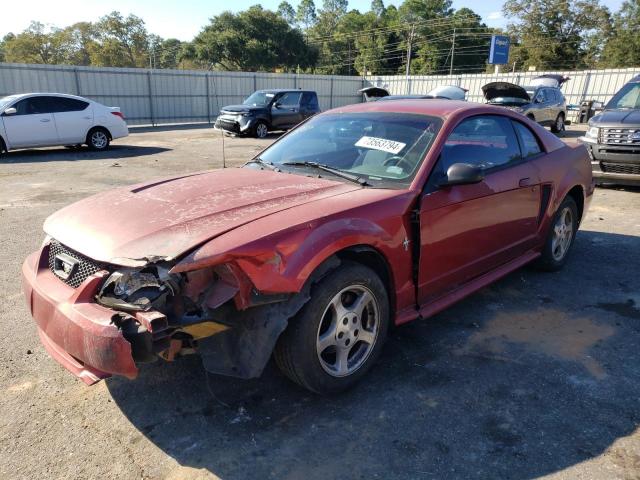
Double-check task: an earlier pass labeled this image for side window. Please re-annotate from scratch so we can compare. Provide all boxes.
[438,115,522,174]
[535,89,547,103]
[55,97,90,112]
[512,121,543,159]
[13,97,55,115]
[278,91,302,106]
[301,92,319,110]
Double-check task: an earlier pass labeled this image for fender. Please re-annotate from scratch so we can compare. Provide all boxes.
[174,216,396,291]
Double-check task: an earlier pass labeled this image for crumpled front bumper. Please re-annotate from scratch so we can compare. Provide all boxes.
[21,248,137,385]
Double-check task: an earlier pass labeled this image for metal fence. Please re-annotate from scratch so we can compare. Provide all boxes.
[0,62,365,126]
[369,67,640,107]
[1,62,639,126]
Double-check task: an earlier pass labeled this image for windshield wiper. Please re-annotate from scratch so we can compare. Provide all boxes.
[281,161,369,186]
[247,157,279,171]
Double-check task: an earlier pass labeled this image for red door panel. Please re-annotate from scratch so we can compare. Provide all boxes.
[417,162,540,304]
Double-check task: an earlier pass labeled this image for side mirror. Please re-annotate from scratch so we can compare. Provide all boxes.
[439,163,484,187]
[3,107,17,116]
[272,102,281,109]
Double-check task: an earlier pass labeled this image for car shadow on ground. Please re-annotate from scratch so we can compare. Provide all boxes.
[0,145,171,164]
[107,229,640,479]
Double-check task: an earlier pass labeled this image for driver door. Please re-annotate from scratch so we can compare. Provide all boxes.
[417,115,541,304]
[271,92,303,128]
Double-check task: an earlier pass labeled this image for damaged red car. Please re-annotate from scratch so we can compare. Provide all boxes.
[22,100,593,394]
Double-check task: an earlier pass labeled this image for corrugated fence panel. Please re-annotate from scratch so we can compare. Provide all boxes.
[1,62,638,126]
[368,67,640,107]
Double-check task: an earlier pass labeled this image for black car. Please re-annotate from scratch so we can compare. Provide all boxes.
[215,89,320,138]
[482,75,569,133]
[580,75,640,186]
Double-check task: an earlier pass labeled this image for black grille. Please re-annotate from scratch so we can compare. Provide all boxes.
[215,118,240,133]
[600,162,640,175]
[600,127,640,145]
[48,240,105,288]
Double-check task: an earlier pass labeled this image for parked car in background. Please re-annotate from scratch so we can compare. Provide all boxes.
[215,89,320,138]
[22,100,593,394]
[0,93,127,153]
[365,85,467,102]
[579,74,640,186]
[482,75,569,133]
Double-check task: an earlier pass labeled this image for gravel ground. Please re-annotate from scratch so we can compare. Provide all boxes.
[0,124,639,480]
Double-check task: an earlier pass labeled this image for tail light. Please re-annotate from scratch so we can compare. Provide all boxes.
[111,111,125,120]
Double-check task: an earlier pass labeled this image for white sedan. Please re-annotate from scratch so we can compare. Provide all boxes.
[0,93,128,154]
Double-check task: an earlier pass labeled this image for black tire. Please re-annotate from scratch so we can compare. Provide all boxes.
[274,261,390,394]
[0,137,5,156]
[87,128,110,151]
[551,113,565,133]
[535,196,578,271]
[253,121,269,139]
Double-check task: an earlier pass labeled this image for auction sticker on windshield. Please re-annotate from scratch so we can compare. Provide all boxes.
[355,136,406,154]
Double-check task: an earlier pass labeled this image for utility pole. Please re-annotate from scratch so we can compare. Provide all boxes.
[405,23,415,94]
[449,28,456,75]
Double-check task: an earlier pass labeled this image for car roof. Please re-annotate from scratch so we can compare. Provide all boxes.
[327,99,476,118]
[629,75,640,83]
[257,89,313,94]
[2,92,91,102]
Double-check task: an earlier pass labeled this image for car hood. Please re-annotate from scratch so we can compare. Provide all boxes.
[482,82,530,102]
[44,168,361,266]
[590,109,640,127]
[220,104,266,114]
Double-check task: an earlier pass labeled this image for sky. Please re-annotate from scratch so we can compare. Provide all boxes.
[1,0,626,41]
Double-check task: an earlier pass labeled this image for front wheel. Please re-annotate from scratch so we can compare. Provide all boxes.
[253,121,269,139]
[274,262,389,394]
[535,196,578,271]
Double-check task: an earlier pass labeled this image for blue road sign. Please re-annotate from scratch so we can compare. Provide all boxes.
[489,35,510,65]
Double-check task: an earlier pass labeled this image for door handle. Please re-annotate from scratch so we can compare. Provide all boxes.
[40,118,51,123]
[83,116,91,120]
[519,177,532,187]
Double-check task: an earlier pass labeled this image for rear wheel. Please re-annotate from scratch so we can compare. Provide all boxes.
[535,196,578,271]
[551,113,565,133]
[274,262,389,394]
[87,128,110,150]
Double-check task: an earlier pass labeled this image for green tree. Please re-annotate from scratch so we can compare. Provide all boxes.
[90,11,150,67]
[601,0,640,68]
[277,1,297,25]
[297,0,318,30]
[2,22,62,64]
[193,6,317,71]
[503,0,610,70]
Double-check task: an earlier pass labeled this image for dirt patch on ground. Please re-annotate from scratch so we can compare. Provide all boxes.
[457,308,615,379]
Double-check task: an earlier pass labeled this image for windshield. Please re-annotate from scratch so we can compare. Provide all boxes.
[243,91,276,107]
[254,112,442,186]
[0,95,20,110]
[607,82,640,109]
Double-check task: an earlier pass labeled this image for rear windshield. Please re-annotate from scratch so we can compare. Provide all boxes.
[607,82,640,109]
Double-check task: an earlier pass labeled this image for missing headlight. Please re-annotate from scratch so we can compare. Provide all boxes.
[97,265,180,312]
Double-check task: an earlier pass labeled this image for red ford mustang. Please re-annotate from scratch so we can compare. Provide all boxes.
[22,100,593,394]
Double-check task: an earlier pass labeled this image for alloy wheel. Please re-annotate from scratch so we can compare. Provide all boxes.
[91,131,108,149]
[316,285,379,377]
[551,206,573,261]
[256,123,268,138]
